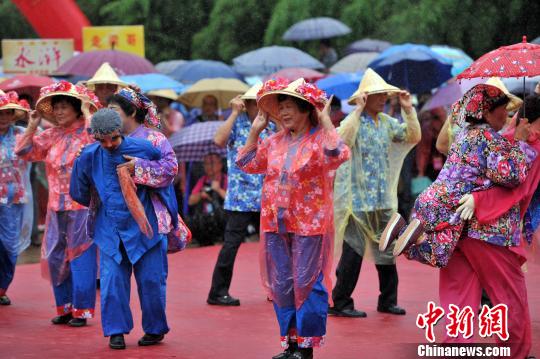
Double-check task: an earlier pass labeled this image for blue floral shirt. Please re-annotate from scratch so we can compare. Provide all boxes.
[224,113,275,212]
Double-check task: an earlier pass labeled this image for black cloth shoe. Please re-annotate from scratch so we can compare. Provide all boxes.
[0,295,11,305]
[138,333,165,346]
[51,313,73,325]
[328,307,367,318]
[377,305,406,315]
[207,295,240,306]
[109,334,126,350]
[272,342,298,359]
[68,318,87,327]
[291,347,313,359]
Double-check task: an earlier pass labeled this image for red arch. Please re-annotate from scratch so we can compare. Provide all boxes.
[12,0,90,51]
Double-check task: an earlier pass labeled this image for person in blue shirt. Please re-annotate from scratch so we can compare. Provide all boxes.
[208,86,275,306]
[70,109,178,350]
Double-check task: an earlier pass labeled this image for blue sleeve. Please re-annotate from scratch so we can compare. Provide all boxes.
[69,151,93,207]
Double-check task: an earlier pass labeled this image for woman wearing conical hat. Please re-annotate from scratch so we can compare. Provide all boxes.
[15,81,100,327]
[85,62,127,106]
[0,91,31,306]
[237,78,350,359]
[330,68,420,318]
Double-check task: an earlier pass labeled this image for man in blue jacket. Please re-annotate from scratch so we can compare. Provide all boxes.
[70,109,177,350]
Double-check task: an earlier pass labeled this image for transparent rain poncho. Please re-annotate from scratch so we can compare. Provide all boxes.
[333,108,421,260]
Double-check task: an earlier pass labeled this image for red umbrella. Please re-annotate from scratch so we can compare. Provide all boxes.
[457,36,540,79]
[264,67,326,83]
[0,75,55,105]
[56,50,157,77]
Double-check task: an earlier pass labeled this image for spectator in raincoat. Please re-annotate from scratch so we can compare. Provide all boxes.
[330,68,420,318]
[0,91,31,306]
[237,78,350,359]
[15,81,100,327]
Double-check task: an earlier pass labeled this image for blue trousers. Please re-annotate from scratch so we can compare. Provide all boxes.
[99,236,169,337]
[266,233,328,348]
[52,243,97,317]
[0,203,24,294]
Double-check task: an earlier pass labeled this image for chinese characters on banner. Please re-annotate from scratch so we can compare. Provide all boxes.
[2,39,74,74]
[82,25,144,57]
[416,301,509,343]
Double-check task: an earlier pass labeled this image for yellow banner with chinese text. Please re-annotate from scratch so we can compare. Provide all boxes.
[82,26,145,57]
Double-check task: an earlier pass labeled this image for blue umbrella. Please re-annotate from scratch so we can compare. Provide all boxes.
[283,17,351,41]
[169,60,242,84]
[233,46,324,76]
[345,38,392,55]
[155,60,188,75]
[121,73,185,93]
[430,45,473,76]
[316,72,363,100]
[368,43,453,94]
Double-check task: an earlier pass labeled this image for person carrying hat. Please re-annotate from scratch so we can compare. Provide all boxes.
[206,84,276,306]
[330,68,421,318]
[85,62,128,107]
[15,81,100,327]
[70,108,178,350]
[0,91,32,306]
[237,78,350,359]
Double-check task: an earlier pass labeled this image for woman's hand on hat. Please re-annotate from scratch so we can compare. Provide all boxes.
[353,93,367,115]
[230,95,245,114]
[128,83,142,93]
[117,155,137,175]
[251,110,269,133]
[399,91,413,113]
[27,110,41,131]
[514,118,531,142]
[318,95,334,129]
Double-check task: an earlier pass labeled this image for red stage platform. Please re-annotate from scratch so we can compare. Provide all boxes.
[1,243,538,358]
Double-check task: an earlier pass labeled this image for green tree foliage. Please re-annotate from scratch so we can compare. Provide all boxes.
[191,0,274,62]
[0,0,36,58]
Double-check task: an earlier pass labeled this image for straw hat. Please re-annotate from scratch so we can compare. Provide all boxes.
[0,91,30,113]
[85,62,127,90]
[257,78,328,122]
[36,81,100,124]
[241,83,263,100]
[146,89,178,101]
[347,68,400,105]
[485,77,522,112]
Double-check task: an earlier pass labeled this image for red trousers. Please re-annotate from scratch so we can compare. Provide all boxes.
[439,237,532,359]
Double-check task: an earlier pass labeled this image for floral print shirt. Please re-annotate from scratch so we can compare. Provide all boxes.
[130,125,178,234]
[415,123,537,246]
[224,113,275,212]
[15,119,92,211]
[0,126,28,205]
[237,126,350,236]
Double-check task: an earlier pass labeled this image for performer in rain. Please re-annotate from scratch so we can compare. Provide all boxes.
[15,81,100,326]
[237,78,350,359]
[70,109,177,350]
[0,91,31,306]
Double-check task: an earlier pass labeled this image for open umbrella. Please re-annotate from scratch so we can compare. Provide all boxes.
[531,36,540,45]
[316,72,363,100]
[233,46,324,76]
[264,67,325,83]
[155,60,188,75]
[120,73,185,93]
[457,36,540,115]
[431,45,473,77]
[345,38,392,55]
[56,50,156,77]
[283,17,351,41]
[421,77,485,112]
[330,52,379,74]
[178,78,249,109]
[501,75,540,95]
[0,75,55,104]
[169,60,242,84]
[169,121,227,162]
[368,43,453,94]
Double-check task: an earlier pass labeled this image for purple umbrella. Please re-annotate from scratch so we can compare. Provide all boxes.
[169,121,226,162]
[345,38,392,55]
[421,78,485,112]
[56,50,157,77]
